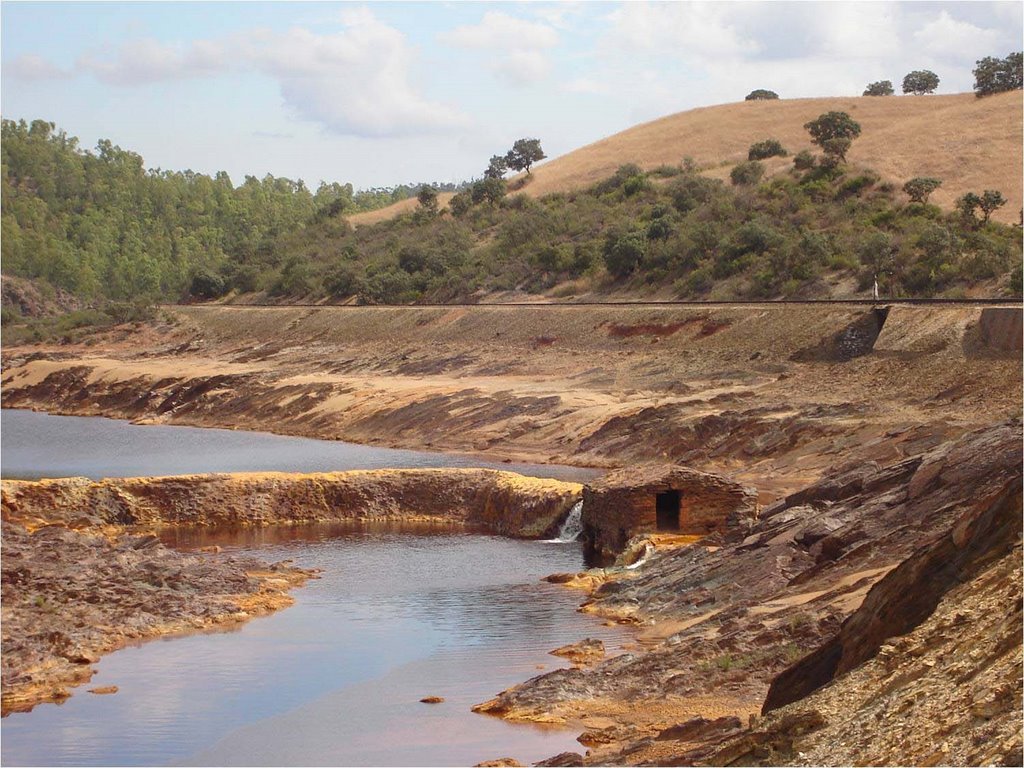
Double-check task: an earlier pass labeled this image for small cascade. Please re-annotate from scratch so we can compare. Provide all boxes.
[552,500,584,542]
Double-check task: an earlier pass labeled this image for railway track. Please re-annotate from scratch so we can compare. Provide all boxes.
[166,298,1022,309]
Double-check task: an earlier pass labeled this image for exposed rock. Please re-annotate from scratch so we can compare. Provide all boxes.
[1,469,582,539]
[764,474,1022,712]
[419,696,445,704]
[655,715,743,742]
[475,759,522,767]
[87,686,118,695]
[550,639,605,666]
[473,421,1022,765]
[533,751,585,766]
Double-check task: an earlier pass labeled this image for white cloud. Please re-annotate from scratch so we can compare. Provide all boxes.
[440,11,558,50]
[602,1,760,62]
[5,54,73,81]
[77,38,227,85]
[24,9,466,138]
[914,10,1002,61]
[562,77,608,95]
[439,11,558,86]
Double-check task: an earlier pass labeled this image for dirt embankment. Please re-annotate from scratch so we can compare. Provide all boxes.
[2,303,1019,501]
[472,421,1022,766]
[0,468,580,716]
[1,469,582,538]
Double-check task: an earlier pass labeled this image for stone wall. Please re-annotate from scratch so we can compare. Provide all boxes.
[1,469,582,539]
[580,466,758,560]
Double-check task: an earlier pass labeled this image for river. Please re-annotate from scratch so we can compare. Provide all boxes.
[0,409,622,766]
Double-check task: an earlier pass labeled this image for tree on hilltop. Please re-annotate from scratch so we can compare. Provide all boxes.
[505,138,546,175]
[902,70,939,95]
[745,89,779,101]
[973,52,1023,97]
[863,80,894,96]
[417,184,439,217]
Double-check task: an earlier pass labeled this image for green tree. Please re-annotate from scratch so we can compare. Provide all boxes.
[748,139,788,160]
[744,89,779,100]
[804,111,861,165]
[603,232,646,278]
[484,154,508,179]
[902,177,942,203]
[417,185,439,217]
[973,53,1023,97]
[902,70,940,95]
[978,190,1007,223]
[730,160,765,186]
[863,80,894,96]
[470,177,506,205]
[504,138,546,175]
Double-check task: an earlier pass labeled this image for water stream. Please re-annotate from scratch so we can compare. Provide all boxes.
[0,410,621,766]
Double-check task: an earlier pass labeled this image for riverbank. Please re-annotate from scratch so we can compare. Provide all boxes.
[2,303,1020,498]
[1,305,1021,764]
[1,468,582,716]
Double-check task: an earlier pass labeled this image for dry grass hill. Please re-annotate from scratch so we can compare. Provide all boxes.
[348,91,1022,227]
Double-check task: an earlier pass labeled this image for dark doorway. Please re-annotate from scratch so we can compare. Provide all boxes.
[656,490,681,531]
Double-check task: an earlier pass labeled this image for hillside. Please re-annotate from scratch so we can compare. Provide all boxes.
[348,92,1023,226]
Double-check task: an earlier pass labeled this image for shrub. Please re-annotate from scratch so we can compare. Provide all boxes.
[902,177,942,204]
[647,218,674,240]
[730,160,765,186]
[188,269,228,300]
[603,232,647,278]
[748,139,788,160]
[793,150,816,170]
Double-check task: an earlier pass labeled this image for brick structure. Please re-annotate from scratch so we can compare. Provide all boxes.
[581,465,758,561]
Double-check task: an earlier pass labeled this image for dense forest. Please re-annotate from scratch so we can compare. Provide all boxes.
[2,116,1021,330]
[0,118,457,306]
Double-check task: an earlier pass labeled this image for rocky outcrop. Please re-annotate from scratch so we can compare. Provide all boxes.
[1,469,582,538]
[763,475,1022,712]
[580,465,758,561]
[481,421,1022,765]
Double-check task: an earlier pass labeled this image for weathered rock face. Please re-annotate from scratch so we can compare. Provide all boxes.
[762,475,1022,713]
[1,469,582,538]
[580,465,758,561]
[480,420,1022,766]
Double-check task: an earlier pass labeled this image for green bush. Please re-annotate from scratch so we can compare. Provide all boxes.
[603,232,647,278]
[748,139,788,160]
[730,161,765,186]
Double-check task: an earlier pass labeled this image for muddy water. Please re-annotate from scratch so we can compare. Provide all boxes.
[1,410,623,766]
[0,409,600,483]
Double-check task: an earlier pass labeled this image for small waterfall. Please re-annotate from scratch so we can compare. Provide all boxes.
[552,500,584,542]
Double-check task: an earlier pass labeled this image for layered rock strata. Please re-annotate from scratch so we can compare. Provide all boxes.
[476,421,1022,765]
[2,469,583,538]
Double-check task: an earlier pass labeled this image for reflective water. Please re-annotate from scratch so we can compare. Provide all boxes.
[0,409,600,483]
[0,411,619,766]
[2,522,627,766]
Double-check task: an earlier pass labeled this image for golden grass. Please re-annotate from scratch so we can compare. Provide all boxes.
[351,91,1022,225]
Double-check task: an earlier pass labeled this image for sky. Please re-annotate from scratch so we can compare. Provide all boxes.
[2,1,1021,190]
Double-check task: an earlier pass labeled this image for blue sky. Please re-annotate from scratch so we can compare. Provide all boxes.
[2,1,1021,190]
